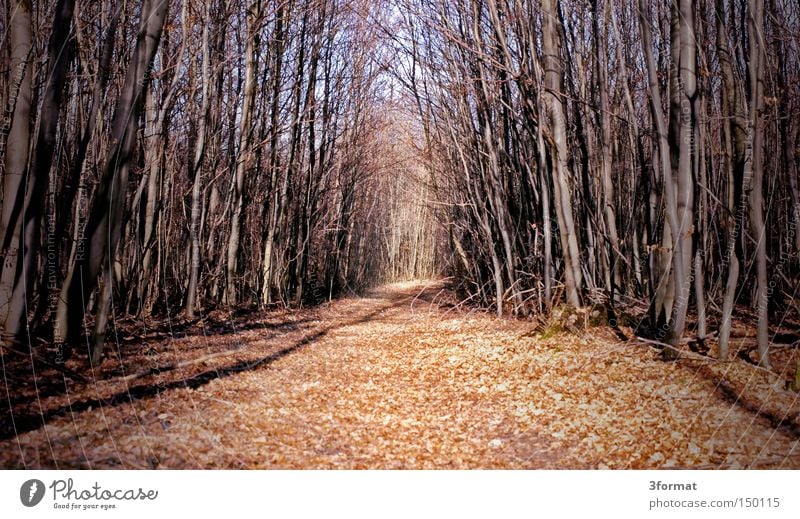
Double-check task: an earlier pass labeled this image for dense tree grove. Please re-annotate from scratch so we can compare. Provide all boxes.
[0,0,439,364]
[0,0,798,369]
[392,0,799,365]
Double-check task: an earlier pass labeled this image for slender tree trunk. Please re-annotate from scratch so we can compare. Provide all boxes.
[53,6,118,352]
[716,0,747,360]
[542,0,582,307]
[137,88,160,315]
[593,0,621,304]
[225,0,260,306]
[260,4,287,305]
[663,0,697,356]
[20,0,76,338]
[0,0,33,342]
[748,0,770,368]
[186,5,211,318]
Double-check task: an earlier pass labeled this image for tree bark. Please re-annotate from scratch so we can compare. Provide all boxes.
[716,0,748,359]
[663,0,697,356]
[186,3,211,318]
[592,0,621,303]
[747,0,770,368]
[225,0,260,306]
[541,0,582,308]
[0,0,33,342]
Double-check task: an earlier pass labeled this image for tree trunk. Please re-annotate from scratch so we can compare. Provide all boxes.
[663,0,697,356]
[0,0,33,342]
[541,0,582,307]
[260,4,287,305]
[716,0,747,360]
[747,0,770,368]
[592,0,621,303]
[21,0,77,339]
[225,0,260,306]
[186,5,211,318]
[53,6,118,353]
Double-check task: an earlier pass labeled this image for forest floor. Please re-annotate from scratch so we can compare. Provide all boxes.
[2,280,800,469]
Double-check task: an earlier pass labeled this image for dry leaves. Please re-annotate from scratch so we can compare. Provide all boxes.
[2,281,799,469]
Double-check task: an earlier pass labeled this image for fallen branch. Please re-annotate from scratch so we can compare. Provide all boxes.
[116,349,245,383]
[632,336,718,363]
[634,336,790,381]
[770,340,800,349]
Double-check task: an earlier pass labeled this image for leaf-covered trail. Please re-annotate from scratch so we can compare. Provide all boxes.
[3,281,800,468]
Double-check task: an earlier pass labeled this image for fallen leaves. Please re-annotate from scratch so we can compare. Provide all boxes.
[2,281,800,469]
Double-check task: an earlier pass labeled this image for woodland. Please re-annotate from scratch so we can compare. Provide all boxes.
[1,0,800,469]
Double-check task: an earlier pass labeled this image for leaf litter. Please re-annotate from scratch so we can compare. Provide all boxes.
[1,281,799,469]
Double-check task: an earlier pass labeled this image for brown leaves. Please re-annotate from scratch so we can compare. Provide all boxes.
[2,282,800,469]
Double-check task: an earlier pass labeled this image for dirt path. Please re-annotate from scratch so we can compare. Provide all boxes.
[2,281,799,468]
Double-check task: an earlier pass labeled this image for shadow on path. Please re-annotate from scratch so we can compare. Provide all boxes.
[0,292,415,441]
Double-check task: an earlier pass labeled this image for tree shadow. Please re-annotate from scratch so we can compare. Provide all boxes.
[0,295,410,441]
[114,312,320,346]
[0,315,319,414]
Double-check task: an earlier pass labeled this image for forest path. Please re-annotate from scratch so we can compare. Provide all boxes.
[3,281,800,468]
